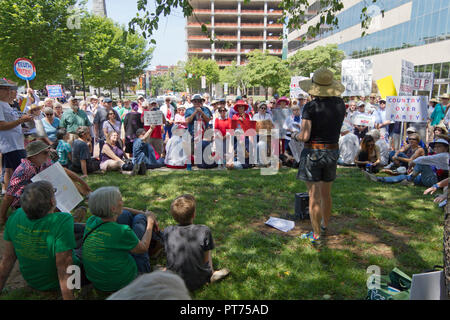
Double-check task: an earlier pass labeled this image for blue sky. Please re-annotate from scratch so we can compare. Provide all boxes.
[85,0,186,69]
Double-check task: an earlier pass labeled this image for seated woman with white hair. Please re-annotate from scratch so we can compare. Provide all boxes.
[368,129,389,167]
[82,186,160,292]
[107,270,191,300]
[337,123,359,166]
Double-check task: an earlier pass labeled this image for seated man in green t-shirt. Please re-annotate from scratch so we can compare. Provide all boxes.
[0,181,77,300]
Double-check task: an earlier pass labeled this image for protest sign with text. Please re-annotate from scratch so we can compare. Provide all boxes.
[341,59,373,96]
[143,110,163,126]
[46,85,64,98]
[399,60,434,95]
[385,96,428,123]
[31,162,83,213]
[353,114,375,127]
[290,76,308,99]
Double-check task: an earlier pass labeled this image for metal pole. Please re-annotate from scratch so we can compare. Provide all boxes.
[79,57,86,100]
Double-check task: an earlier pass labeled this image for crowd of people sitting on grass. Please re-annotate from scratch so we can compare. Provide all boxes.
[0,77,449,299]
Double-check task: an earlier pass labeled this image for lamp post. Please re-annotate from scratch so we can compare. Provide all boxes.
[120,62,125,100]
[78,53,86,100]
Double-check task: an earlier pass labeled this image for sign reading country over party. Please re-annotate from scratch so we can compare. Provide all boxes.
[46,85,64,98]
[385,96,428,123]
[341,58,373,96]
[14,58,36,81]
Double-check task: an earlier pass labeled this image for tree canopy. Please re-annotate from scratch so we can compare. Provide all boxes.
[184,57,220,93]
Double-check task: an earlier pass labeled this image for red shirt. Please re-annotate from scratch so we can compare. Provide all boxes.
[232,113,255,132]
[214,118,231,137]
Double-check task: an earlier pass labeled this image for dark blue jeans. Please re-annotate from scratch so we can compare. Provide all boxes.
[116,210,151,273]
[388,151,409,167]
[378,164,438,187]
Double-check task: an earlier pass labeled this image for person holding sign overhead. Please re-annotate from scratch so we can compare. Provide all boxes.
[141,99,165,157]
[293,68,346,244]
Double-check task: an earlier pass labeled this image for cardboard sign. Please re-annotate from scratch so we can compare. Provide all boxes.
[385,96,428,123]
[399,59,415,96]
[46,85,64,98]
[341,59,373,96]
[376,76,397,99]
[290,76,308,99]
[353,114,375,127]
[31,162,83,213]
[143,110,163,126]
[399,60,434,95]
[255,120,274,133]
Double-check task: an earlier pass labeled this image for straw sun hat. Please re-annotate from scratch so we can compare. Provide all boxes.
[299,67,344,97]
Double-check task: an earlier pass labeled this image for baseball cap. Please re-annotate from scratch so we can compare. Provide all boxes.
[191,94,204,101]
[0,79,16,89]
[430,138,449,149]
[406,127,417,133]
[103,98,113,103]
[357,101,365,107]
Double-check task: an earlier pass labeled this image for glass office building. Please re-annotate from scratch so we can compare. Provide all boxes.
[288,0,450,96]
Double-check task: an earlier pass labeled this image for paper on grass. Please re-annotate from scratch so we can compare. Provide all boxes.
[31,162,83,213]
[265,217,295,232]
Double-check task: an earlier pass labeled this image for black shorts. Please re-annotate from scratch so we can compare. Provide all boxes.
[2,149,27,170]
[297,148,339,182]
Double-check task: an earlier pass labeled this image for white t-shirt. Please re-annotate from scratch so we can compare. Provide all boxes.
[252,112,273,122]
[338,132,360,165]
[0,101,25,153]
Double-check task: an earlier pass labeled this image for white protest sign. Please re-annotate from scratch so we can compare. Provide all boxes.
[31,162,83,213]
[399,60,434,94]
[224,83,228,95]
[385,96,428,123]
[341,58,373,96]
[290,76,308,99]
[353,113,375,127]
[413,72,434,91]
[143,110,163,126]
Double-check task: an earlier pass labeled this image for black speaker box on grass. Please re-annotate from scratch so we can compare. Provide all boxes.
[294,192,310,220]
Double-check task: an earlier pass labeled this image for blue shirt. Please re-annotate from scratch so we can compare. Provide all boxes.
[42,117,60,142]
[185,107,212,137]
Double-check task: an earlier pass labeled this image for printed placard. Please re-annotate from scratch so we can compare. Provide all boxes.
[31,162,83,213]
[341,59,373,96]
[143,110,163,126]
[353,114,375,127]
[385,96,428,123]
[46,85,64,98]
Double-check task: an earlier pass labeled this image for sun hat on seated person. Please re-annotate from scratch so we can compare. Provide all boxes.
[299,67,345,97]
[439,93,450,99]
[430,98,439,103]
[191,94,205,102]
[434,123,448,134]
[429,138,449,149]
[276,96,290,105]
[26,140,50,158]
[233,100,249,112]
[406,126,417,134]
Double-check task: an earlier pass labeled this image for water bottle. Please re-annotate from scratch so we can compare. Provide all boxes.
[187,164,192,171]
[365,163,372,172]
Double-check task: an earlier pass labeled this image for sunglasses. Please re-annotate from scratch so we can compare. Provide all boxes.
[108,113,115,115]
[260,107,267,110]
[219,109,227,112]
[45,113,54,116]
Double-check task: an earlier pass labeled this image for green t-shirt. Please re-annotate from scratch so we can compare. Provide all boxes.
[3,208,76,291]
[82,216,139,292]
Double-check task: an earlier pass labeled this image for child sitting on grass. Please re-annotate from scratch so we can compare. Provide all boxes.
[162,194,229,291]
[56,128,72,168]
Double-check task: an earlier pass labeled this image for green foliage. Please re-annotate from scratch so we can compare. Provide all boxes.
[219,62,250,96]
[0,0,80,87]
[287,44,345,79]
[184,57,220,93]
[245,50,290,99]
[67,14,153,91]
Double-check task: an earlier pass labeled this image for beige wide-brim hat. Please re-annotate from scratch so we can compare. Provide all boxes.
[299,67,344,97]
[439,93,450,99]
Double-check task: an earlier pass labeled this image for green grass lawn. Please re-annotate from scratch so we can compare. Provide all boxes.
[1,167,445,300]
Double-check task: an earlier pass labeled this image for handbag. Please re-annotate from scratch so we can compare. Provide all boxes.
[121,159,134,171]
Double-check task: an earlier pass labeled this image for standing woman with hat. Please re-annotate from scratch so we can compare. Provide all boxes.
[430,93,448,127]
[293,68,347,244]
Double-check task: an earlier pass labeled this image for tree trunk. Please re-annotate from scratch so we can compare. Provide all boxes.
[265,87,268,101]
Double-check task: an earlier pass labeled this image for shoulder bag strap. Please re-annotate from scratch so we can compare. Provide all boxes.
[82,221,111,244]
